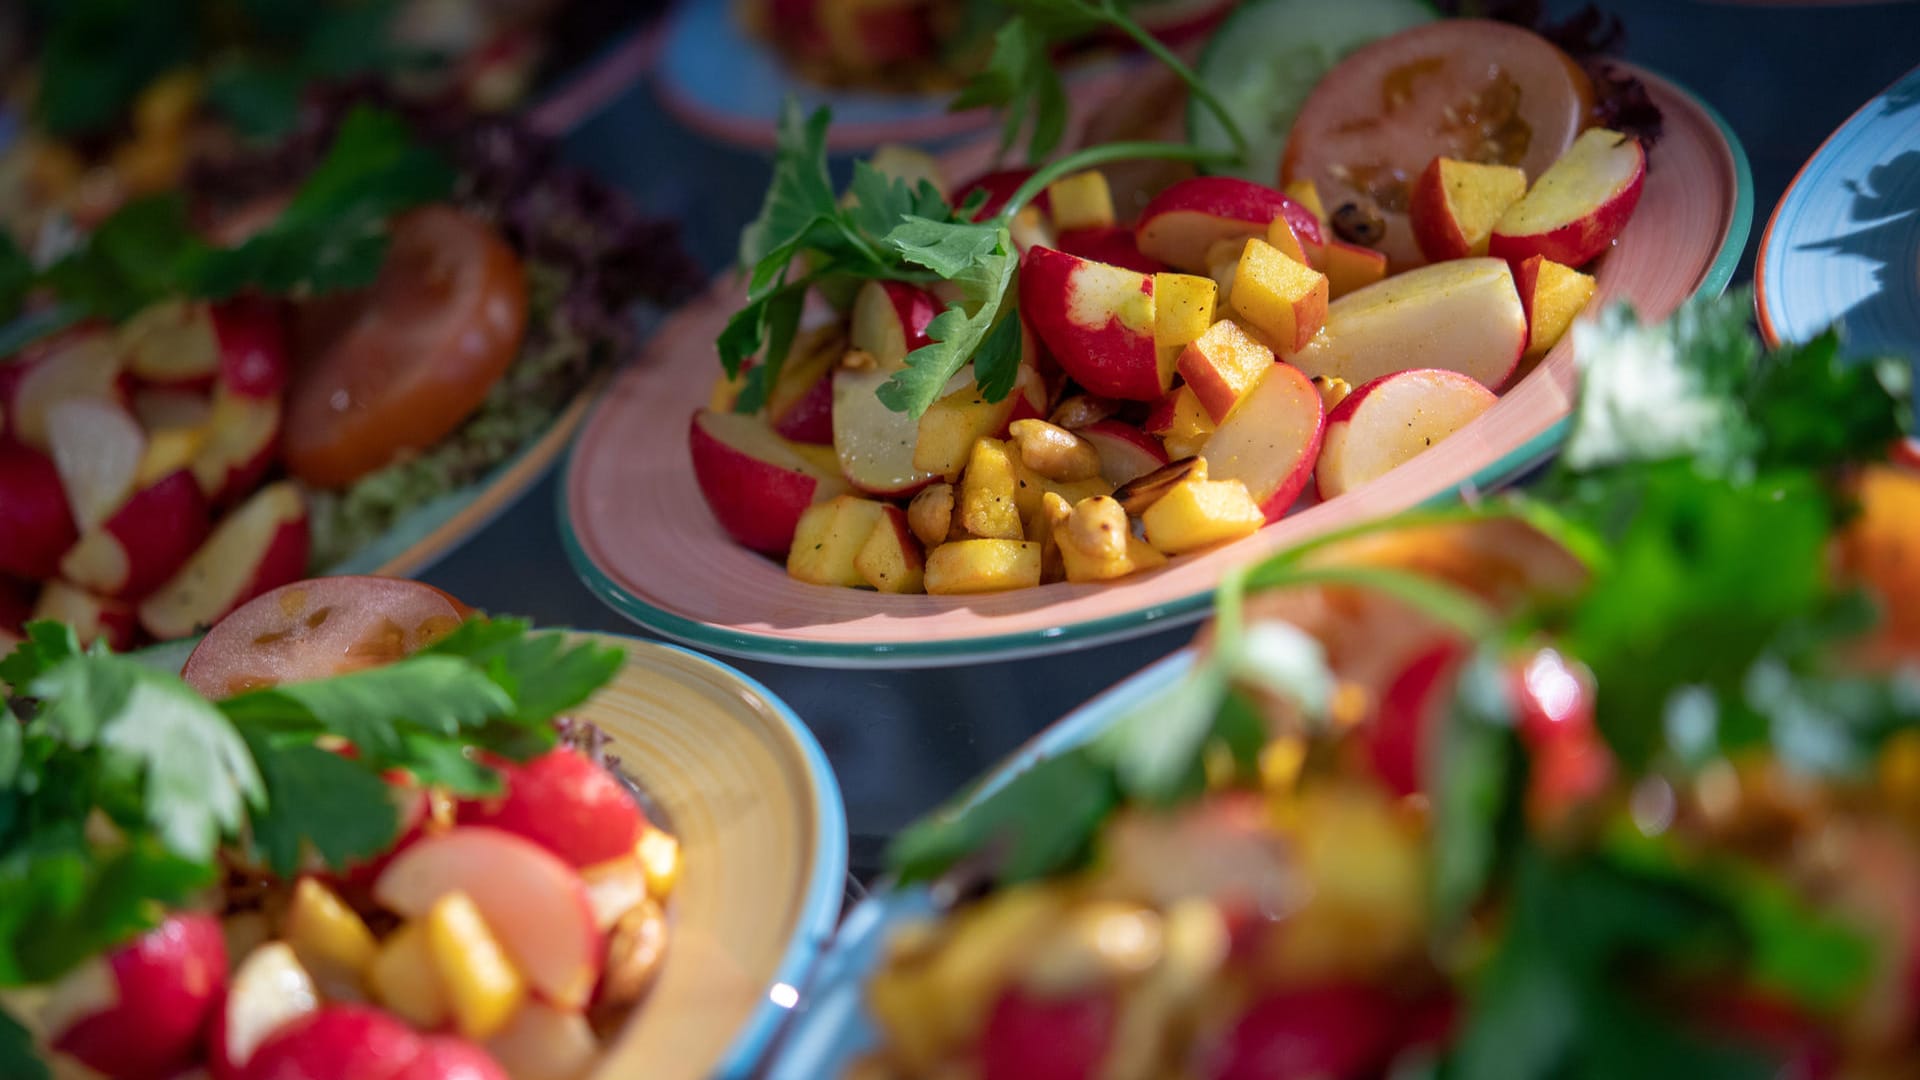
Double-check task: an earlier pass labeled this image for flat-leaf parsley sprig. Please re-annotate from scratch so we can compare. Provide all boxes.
[720,102,1230,419]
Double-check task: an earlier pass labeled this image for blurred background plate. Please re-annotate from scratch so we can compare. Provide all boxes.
[571,634,848,1080]
[1755,63,1920,364]
[653,0,1135,151]
[559,64,1751,669]
[764,649,1195,1078]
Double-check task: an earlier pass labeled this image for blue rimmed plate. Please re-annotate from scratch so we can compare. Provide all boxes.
[1756,63,1920,365]
[764,650,1195,1077]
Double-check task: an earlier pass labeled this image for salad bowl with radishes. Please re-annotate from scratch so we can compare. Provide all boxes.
[2,575,847,1080]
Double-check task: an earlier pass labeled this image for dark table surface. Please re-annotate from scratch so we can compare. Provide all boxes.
[423,0,1920,881]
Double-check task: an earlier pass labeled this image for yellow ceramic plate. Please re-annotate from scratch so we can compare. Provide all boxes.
[573,634,848,1080]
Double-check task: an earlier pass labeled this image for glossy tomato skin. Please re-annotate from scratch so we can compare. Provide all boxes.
[52,913,229,1080]
[458,747,647,868]
[180,576,470,698]
[978,987,1116,1080]
[284,206,528,489]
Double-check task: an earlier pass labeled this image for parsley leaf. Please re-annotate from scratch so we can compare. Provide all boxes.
[221,657,513,762]
[877,219,1020,416]
[31,0,199,137]
[891,749,1119,885]
[0,1005,48,1080]
[421,617,627,728]
[27,654,261,862]
[0,829,213,986]
[0,622,82,692]
[245,738,402,877]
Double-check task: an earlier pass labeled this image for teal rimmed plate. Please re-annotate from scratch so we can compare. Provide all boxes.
[561,64,1750,669]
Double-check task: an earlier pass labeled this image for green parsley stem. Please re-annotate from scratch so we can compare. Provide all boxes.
[996,142,1238,223]
[1093,0,1250,161]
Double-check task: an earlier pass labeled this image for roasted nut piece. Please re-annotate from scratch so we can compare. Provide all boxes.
[909,484,956,548]
[598,898,668,1010]
[1112,456,1204,516]
[1312,375,1352,414]
[1023,902,1164,997]
[1049,394,1120,431]
[1065,495,1130,562]
[1008,419,1102,483]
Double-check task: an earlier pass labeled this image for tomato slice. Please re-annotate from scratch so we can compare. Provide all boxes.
[1281,19,1594,270]
[283,206,528,489]
[181,575,470,697]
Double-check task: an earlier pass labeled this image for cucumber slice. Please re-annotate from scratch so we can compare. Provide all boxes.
[1188,0,1438,184]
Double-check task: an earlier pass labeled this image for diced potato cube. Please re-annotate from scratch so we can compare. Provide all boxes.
[637,826,681,900]
[1230,238,1329,355]
[1266,215,1314,267]
[1046,170,1116,231]
[424,891,526,1041]
[1143,477,1266,554]
[1284,179,1327,230]
[915,370,1013,478]
[959,438,1024,540]
[1178,319,1275,423]
[1012,457,1113,521]
[1153,273,1218,386]
[370,922,449,1029]
[855,507,926,594]
[789,495,890,587]
[283,877,378,1000]
[924,539,1042,594]
[1152,386,1217,461]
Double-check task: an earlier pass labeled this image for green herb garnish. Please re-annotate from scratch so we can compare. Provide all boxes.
[724,103,1227,419]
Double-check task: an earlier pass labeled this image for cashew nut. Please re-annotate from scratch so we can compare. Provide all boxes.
[1111,457,1205,517]
[1008,419,1102,483]
[909,484,956,548]
[1064,496,1129,562]
[1049,394,1119,431]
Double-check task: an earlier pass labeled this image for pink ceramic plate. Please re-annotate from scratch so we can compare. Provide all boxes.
[561,64,1752,668]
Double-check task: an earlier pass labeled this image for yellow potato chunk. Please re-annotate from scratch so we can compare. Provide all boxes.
[1230,237,1329,355]
[788,495,890,587]
[1284,179,1327,230]
[1153,273,1218,386]
[1143,477,1266,554]
[959,438,1024,540]
[1045,170,1116,231]
[425,891,527,1041]
[637,826,682,900]
[1012,457,1113,521]
[924,540,1042,594]
[855,509,926,594]
[369,922,449,1029]
[1154,386,1218,461]
[283,877,378,1000]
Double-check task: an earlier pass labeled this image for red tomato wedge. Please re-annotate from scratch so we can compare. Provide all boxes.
[283,206,528,489]
[181,576,470,698]
[1281,19,1594,270]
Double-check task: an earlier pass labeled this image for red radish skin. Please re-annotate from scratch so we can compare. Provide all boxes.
[209,943,321,1080]
[979,988,1115,1080]
[953,169,1047,222]
[459,747,648,868]
[32,581,140,651]
[237,1004,425,1080]
[1207,984,1402,1080]
[50,913,228,1080]
[182,576,470,697]
[1057,226,1168,275]
[1136,177,1323,273]
[849,280,939,369]
[391,1037,511,1080]
[1488,130,1647,270]
[1077,419,1170,486]
[138,483,312,641]
[1019,246,1164,402]
[193,393,282,507]
[1368,640,1467,797]
[60,469,213,600]
[1195,362,1325,521]
[0,576,30,637]
[770,368,835,445]
[373,827,603,1009]
[4,328,125,449]
[0,440,78,580]
[214,298,293,400]
[690,408,846,554]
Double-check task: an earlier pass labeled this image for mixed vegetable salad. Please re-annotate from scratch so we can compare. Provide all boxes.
[0,92,696,649]
[850,288,1920,1078]
[693,7,1654,596]
[1,576,680,1080]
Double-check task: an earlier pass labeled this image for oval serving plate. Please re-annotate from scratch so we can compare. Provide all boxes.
[569,633,848,1080]
[1755,62,1920,359]
[653,0,1137,152]
[563,64,1751,669]
[764,650,1196,1079]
